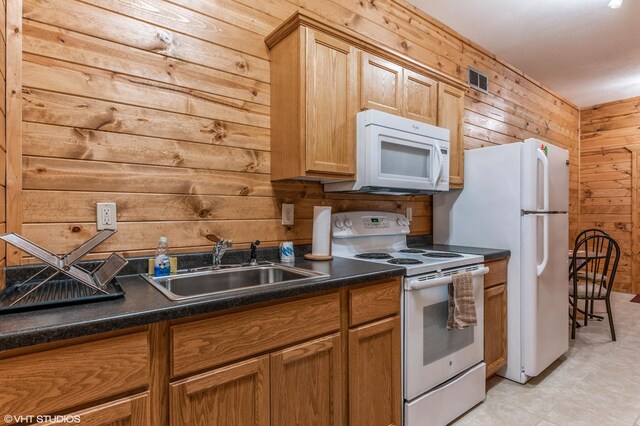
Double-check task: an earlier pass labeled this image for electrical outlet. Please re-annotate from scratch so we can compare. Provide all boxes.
[406,207,413,222]
[282,203,294,226]
[97,203,117,230]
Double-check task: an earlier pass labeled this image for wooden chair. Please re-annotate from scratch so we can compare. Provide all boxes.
[569,234,620,341]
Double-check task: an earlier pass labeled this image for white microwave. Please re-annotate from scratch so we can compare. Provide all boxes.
[323,110,450,195]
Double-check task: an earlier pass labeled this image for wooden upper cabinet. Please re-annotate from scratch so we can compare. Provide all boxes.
[170,356,270,426]
[267,24,357,181]
[360,53,437,125]
[271,334,343,426]
[438,84,465,188]
[404,70,438,125]
[305,30,358,176]
[360,52,403,115]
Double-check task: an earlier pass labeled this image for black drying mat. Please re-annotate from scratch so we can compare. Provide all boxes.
[0,278,125,315]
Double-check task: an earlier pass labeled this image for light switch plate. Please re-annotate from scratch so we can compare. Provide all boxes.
[282,203,294,226]
[97,203,117,230]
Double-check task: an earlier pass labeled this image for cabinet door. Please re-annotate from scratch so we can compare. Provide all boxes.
[360,52,403,115]
[438,84,465,188]
[305,28,358,177]
[40,393,149,426]
[271,334,342,426]
[484,283,507,378]
[170,356,269,426]
[349,317,401,426]
[403,70,437,125]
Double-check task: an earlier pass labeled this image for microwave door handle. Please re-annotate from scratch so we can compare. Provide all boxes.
[433,141,444,185]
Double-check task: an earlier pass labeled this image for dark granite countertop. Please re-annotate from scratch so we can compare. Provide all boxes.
[0,257,404,351]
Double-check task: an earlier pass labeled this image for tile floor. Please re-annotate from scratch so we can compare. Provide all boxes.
[455,292,640,425]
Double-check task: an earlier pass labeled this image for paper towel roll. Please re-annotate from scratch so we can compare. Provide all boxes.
[311,206,332,256]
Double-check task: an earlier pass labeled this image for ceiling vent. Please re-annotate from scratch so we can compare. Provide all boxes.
[468,67,489,94]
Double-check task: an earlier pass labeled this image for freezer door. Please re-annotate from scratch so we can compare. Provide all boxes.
[521,212,569,378]
[522,139,569,213]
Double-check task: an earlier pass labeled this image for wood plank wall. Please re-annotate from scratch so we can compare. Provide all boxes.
[0,0,6,276]
[580,96,640,293]
[8,0,579,262]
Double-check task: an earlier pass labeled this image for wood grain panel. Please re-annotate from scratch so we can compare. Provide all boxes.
[10,0,578,263]
[170,356,270,426]
[484,258,508,289]
[349,316,401,426]
[349,279,401,326]
[171,292,340,377]
[0,332,149,417]
[271,333,343,426]
[580,96,640,293]
[40,393,150,426]
[484,283,507,378]
[0,0,4,286]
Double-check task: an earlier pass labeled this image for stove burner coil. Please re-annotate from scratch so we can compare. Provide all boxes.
[399,249,426,254]
[388,258,423,265]
[423,252,464,258]
[355,253,394,260]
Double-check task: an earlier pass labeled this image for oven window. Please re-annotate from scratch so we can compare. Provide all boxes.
[380,140,431,178]
[423,301,474,365]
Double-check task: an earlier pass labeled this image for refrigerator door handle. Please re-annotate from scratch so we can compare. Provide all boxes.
[537,148,550,276]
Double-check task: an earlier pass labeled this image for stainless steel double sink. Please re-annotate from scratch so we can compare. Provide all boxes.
[141,263,328,301]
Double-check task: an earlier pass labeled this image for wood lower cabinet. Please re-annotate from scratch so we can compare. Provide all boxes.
[271,334,342,426]
[438,84,465,188]
[41,393,150,426]
[483,258,508,378]
[1,278,402,426]
[170,356,270,426]
[349,316,401,426]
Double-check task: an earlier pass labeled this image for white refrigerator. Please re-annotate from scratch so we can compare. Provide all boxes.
[433,138,569,384]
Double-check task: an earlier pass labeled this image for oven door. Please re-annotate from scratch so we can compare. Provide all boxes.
[404,265,487,400]
[365,124,447,191]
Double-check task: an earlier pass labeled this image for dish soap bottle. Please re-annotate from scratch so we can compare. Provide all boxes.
[154,236,171,277]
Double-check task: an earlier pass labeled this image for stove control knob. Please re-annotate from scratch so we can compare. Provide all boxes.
[396,218,403,226]
[334,218,344,229]
[344,218,353,228]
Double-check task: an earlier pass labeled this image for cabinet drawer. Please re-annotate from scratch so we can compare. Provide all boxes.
[0,332,149,417]
[484,258,508,288]
[349,279,401,326]
[40,392,150,426]
[171,292,340,377]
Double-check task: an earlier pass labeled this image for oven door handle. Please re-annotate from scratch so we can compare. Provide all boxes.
[404,266,490,291]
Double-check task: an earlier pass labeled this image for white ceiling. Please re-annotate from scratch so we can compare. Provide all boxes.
[408,0,640,108]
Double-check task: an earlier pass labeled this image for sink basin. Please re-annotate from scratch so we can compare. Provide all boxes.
[141,263,328,301]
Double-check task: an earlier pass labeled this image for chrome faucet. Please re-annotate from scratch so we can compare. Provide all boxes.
[207,234,233,267]
[249,240,260,266]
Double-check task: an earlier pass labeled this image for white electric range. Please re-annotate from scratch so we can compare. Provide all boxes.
[332,211,489,426]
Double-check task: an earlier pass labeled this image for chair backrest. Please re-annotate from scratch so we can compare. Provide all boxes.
[574,229,609,248]
[570,234,620,299]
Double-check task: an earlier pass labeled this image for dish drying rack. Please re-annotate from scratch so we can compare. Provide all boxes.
[0,230,128,313]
